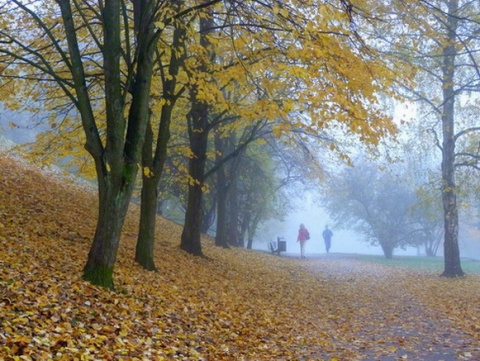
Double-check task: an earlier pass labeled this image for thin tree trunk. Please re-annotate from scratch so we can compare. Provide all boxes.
[200,202,216,234]
[214,133,229,248]
[238,210,250,248]
[440,0,464,278]
[135,18,185,269]
[215,182,229,248]
[227,176,241,246]
[136,119,158,271]
[246,215,261,250]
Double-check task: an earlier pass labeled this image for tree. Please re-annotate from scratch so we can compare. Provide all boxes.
[0,1,168,288]
[438,0,464,277]
[179,8,216,256]
[377,0,480,276]
[410,189,444,257]
[322,160,420,259]
[177,0,401,256]
[236,142,290,249]
[1,0,404,275]
[211,119,269,248]
[390,119,445,257]
[135,1,188,270]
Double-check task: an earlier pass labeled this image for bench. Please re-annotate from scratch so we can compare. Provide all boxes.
[269,237,286,255]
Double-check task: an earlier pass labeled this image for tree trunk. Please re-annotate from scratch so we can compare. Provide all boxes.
[135,120,158,271]
[180,128,208,255]
[180,100,209,255]
[214,133,230,248]
[440,0,464,278]
[215,182,229,248]
[246,214,261,250]
[136,174,158,270]
[200,202,216,234]
[246,237,253,250]
[380,241,394,260]
[83,172,133,288]
[135,19,185,270]
[227,176,241,246]
[238,209,250,248]
[180,13,214,256]
[79,0,156,288]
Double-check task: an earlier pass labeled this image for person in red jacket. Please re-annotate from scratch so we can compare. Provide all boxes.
[297,223,310,258]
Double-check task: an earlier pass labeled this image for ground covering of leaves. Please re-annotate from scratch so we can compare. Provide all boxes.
[1,153,480,361]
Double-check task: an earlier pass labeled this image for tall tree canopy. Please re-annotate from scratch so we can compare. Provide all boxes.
[0,0,405,286]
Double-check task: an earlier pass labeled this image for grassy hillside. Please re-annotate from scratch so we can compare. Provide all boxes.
[2,153,480,360]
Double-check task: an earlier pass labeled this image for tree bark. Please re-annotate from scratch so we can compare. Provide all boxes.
[214,133,230,248]
[246,213,262,250]
[83,173,132,288]
[180,108,209,255]
[200,201,216,234]
[136,119,158,271]
[135,17,185,270]
[226,175,241,246]
[75,0,157,287]
[440,0,464,278]
[180,12,214,256]
[380,241,394,260]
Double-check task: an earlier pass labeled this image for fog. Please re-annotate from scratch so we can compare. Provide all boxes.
[255,195,385,256]
[254,194,480,260]
[2,105,480,260]
[255,195,426,258]
[0,106,39,144]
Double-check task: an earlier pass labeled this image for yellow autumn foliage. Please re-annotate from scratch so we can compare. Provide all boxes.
[0,0,409,180]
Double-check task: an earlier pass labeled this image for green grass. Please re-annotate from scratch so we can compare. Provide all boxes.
[352,254,480,274]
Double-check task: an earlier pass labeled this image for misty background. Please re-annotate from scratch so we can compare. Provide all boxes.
[2,104,480,260]
[256,194,408,257]
[256,193,480,259]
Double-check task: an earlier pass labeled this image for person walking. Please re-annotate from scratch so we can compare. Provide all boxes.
[322,225,333,253]
[297,223,310,258]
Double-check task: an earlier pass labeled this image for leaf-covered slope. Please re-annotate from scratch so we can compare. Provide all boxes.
[0,154,334,360]
[1,154,480,360]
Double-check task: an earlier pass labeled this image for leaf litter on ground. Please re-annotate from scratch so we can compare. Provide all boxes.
[1,153,480,360]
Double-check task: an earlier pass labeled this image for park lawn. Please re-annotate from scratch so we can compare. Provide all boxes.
[2,153,480,360]
[353,254,480,274]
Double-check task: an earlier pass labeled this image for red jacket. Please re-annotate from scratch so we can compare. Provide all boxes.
[297,227,309,243]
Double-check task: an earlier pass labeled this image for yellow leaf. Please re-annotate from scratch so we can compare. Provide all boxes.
[143,167,154,178]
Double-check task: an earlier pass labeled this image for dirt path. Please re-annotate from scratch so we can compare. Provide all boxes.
[302,256,480,361]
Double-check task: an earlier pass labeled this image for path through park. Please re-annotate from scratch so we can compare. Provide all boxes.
[302,255,480,360]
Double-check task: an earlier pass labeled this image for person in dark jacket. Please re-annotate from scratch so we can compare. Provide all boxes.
[322,225,333,253]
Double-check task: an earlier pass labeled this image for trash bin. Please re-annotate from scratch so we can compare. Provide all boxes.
[277,237,286,252]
